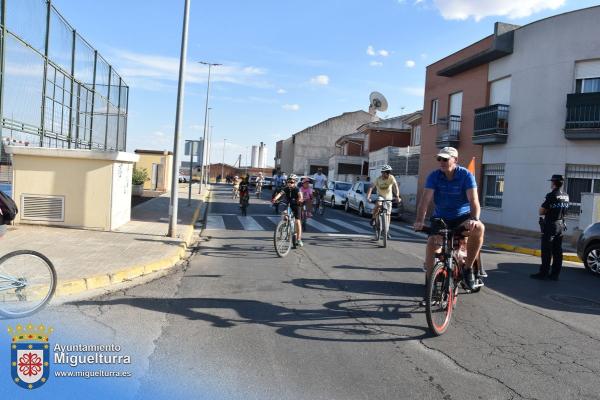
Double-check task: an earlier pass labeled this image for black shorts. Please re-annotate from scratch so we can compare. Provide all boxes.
[429,214,471,236]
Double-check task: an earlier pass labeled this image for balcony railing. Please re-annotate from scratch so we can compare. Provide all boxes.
[472,104,509,144]
[436,115,461,148]
[565,92,600,139]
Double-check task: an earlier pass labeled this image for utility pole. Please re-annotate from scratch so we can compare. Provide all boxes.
[202,107,211,185]
[168,0,190,238]
[199,61,221,194]
[207,124,214,183]
[221,138,226,181]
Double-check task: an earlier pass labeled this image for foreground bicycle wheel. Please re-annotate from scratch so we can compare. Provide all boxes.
[381,212,388,248]
[274,221,292,257]
[426,262,453,336]
[0,250,57,318]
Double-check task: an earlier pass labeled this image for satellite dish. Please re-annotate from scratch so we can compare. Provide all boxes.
[369,91,388,115]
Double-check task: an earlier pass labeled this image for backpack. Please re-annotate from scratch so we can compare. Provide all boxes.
[0,191,18,222]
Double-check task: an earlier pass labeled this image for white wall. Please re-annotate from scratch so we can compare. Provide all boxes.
[483,6,600,234]
[110,162,133,230]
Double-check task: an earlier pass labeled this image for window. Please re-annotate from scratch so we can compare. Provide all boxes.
[482,164,505,208]
[576,78,600,93]
[565,164,600,214]
[430,99,438,124]
[412,124,421,146]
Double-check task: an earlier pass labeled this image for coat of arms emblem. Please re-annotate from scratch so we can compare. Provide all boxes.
[8,324,53,389]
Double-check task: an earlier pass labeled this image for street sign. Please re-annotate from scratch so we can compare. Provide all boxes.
[185,139,203,159]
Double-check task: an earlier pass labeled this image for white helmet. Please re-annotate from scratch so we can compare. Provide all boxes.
[234,175,239,179]
[287,174,298,182]
[381,165,393,173]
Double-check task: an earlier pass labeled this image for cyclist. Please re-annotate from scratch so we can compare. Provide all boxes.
[413,147,485,299]
[239,175,250,208]
[255,172,265,197]
[312,168,328,212]
[271,174,304,247]
[272,171,286,213]
[299,177,314,218]
[232,175,241,198]
[366,165,401,235]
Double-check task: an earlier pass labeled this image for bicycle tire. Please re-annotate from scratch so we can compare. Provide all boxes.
[0,250,56,318]
[274,221,292,257]
[381,212,387,248]
[374,217,380,241]
[426,262,453,336]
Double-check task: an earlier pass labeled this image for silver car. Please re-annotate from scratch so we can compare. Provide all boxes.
[344,181,403,219]
[323,180,352,208]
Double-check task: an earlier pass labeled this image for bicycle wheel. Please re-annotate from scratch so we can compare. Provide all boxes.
[426,262,454,336]
[0,250,56,318]
[381,212,387,248]
[373,216,380,241]
[274,221,292,257]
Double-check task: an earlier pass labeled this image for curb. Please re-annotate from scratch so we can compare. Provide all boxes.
[54,189,211,298]
[488,243,582,263]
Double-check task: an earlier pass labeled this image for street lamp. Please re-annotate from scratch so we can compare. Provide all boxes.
[221,138,226,180]
[199,61,221,194]
[168,0,191,238]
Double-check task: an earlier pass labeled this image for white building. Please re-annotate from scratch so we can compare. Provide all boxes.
[477,6,600,235]
[280,110,377,175]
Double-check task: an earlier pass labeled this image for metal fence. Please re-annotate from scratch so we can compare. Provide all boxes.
[0,0,128,160]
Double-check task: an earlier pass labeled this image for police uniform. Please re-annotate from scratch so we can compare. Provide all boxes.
[533,175,569,280]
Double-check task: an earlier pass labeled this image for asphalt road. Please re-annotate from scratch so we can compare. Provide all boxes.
[17,184,600,400]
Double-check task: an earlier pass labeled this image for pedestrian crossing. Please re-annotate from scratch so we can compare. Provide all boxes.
[203,214,426,238]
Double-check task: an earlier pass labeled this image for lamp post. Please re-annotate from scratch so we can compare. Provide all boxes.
[203,107,211,185]
[199,61,221,194]
[168,0,190,238]
[221,138,226,181]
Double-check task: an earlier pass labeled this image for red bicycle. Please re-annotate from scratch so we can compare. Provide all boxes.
[420,219,484,336]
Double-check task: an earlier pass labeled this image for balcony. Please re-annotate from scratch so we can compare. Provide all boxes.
[565,92,600,139]
[472,104,509,144]
[435,115,461,148]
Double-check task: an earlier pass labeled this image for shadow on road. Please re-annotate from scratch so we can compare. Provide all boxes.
[68,294,428,342]
[286,278,424,298]
[487,262,600,316]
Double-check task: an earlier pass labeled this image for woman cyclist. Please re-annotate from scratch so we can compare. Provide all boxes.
[299,177,314,218]
[271,174,304,247]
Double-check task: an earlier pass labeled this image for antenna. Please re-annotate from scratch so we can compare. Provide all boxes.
[369,92,388,115]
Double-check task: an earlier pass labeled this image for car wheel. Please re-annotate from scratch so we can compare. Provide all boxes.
[345,200,350,213]
[584,243,600,275]
[331,196,336,208]
[358,203,365,218]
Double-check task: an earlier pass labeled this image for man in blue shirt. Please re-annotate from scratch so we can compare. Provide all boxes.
[414,147,485,294]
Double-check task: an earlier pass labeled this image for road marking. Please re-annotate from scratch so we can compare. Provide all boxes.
[238,216,264,231]
[305,219,339,233]
[267,216,282,225]
[327,219,373,234]
[324,233,372,238]
[353,219,427,238]
[205,216,226,230]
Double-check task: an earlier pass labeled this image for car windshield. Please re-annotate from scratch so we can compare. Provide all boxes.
[335,183,352,191]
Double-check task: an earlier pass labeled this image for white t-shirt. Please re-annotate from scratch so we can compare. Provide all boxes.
[313,173,327,189]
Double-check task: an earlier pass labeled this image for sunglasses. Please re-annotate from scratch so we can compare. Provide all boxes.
[382,171,390,174]
[437,157,450,162]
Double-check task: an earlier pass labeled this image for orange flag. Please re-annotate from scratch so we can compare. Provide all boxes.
[467,157,476,175]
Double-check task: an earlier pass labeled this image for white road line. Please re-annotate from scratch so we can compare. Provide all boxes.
[237,216,264,231]
[324,233,373,238]
[327,219,373,234]
[205,215,226,230]
[306,219,339,233]
[353,219,427,238]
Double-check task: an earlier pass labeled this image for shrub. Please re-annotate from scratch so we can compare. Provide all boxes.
[132,168,149,185]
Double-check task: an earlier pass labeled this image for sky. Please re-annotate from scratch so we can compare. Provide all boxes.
[50,0,600,167]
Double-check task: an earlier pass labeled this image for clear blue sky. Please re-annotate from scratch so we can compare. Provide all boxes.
[52,0,599,166]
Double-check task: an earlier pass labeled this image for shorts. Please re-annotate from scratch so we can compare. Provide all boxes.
[428,214,471,236]
[288,204,300,219]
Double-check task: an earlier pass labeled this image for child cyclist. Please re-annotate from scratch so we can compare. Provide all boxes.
[299,177,314,218]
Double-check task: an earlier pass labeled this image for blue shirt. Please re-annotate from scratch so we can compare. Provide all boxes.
[425,166,477,220]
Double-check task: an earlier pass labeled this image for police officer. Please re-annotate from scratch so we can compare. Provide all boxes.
[530,174,570,281]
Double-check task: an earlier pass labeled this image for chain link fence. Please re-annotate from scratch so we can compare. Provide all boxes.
[0,0,129,183]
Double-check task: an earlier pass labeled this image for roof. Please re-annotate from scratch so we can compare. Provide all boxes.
[356,111,422,132]
[291,110,377,138]
[335,131,367,146]
[135,149,173,156]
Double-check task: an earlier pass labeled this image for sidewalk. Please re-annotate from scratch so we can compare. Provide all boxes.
[401,211,581,263]
[0,184,210,299]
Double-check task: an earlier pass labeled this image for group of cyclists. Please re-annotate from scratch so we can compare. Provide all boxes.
[225,146,487,305]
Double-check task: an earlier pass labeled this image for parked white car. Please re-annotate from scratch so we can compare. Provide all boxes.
[323,180,352,208]
[344,181,403,219]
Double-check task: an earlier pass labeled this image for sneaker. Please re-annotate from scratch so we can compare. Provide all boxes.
[419,298,427,307]
[529,272,548,280]
[297,240,304,247]
[477,265,488,278]
[370,219,376,227]
[387,233,392,239]
[462,269,476,291]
